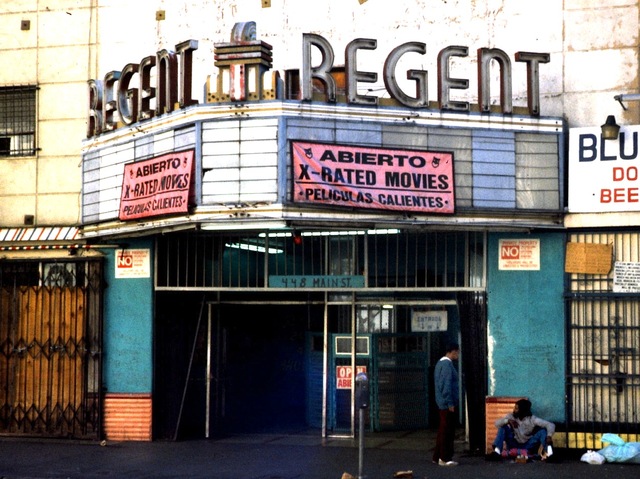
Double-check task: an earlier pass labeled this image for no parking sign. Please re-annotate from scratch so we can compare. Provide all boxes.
[115,249,151,278]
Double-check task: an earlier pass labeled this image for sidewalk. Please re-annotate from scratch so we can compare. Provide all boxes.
[0,430,637,479]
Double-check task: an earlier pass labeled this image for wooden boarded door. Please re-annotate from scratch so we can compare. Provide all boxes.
[0,260,102,438]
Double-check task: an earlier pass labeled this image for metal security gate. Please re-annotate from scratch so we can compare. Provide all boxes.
[567,295,640,434]
[0,259,103,439]
[372,333,429,431]
[567,232,640,440]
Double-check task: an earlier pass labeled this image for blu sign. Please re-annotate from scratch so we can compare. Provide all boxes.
[569,125,640,212]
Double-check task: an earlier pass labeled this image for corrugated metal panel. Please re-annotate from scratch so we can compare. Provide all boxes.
[472,131,517,209]
[81,127,197,224]
[104,393,152,441]
[515,132,559,209]
[485,396,525,453]
[201,118,279,205]
[285,117,338,143]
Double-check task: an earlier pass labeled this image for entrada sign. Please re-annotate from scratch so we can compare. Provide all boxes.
[87,24,551,138]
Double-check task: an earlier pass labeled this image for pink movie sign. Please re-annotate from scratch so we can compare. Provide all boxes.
[119,150,194,220]
[292,141,454,214]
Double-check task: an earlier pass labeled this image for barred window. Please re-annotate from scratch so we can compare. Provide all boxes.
[0,85,37,157]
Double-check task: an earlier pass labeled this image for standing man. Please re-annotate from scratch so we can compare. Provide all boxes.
[432,342,460,466]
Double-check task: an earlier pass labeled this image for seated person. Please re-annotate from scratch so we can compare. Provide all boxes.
[491,398,554,460]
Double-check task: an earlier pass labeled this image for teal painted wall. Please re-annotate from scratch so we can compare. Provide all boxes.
[487,232,565,423]
[103,238,154,393]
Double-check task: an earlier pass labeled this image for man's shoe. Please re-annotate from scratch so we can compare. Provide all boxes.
[438,459,458,466]
[486,451,502,462]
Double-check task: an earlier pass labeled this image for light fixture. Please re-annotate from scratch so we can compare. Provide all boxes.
[200,221,288,231]
[601,115,620,140]
[225,242,283,254]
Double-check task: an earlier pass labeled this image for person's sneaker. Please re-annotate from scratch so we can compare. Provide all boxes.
[438,459,458,466]
[486,447,502,461]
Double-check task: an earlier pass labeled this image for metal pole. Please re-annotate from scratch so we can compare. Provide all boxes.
[205,303,212,438]
[322,292,328,439]
[351,293,356,438]
[358,406,365,479]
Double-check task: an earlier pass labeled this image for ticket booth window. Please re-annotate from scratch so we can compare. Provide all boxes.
[357,305,393,333]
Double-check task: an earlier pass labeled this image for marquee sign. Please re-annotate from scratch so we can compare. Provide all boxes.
[86,23,551,139]
[119,150,194,220]
[292,141,454,214]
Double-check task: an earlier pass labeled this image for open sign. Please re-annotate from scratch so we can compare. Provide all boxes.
[336,365,367,389]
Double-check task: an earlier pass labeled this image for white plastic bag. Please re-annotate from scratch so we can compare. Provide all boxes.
[581,450,605,465]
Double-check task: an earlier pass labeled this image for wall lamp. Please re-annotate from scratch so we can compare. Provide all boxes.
[601,115,620,140]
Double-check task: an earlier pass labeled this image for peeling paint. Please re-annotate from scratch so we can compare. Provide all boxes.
[487,322,496,396]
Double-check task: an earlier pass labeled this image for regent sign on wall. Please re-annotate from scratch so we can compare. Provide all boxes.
[86,29,551,138]
[119,150,194,220]
[292,141,454,214]
[569,125,640,212]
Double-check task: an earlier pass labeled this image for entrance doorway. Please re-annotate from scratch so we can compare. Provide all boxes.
[211,300,323,434]
[325,299,461,435]
[153,292,325,439]
[153,229,487,448]
[153,290,485,445]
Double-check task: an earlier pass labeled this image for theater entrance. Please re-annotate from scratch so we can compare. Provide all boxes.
[152,230,487,448]
[154,291,485,443]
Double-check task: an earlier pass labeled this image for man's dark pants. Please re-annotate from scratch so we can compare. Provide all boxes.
[433,408,456,463]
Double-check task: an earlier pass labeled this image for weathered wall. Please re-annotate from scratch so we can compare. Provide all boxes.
[103,237,154,393]
[0,2,95,226]
[87,0,639,125]
[487,231,566,422]
[2,1,639,227]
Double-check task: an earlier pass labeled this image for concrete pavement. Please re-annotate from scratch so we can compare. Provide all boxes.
[0,430,638,479]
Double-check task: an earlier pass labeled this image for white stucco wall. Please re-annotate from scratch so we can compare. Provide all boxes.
[1,0,638,227]
[0,1,93,226]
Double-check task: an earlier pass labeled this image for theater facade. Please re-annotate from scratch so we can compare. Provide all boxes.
[79,22,567,448]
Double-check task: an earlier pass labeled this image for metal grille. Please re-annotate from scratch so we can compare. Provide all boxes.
[0,86,37,157]
[372,333,429,431]
[156,230,486,290]
[0,259,103,439]
[567,232,640,437]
